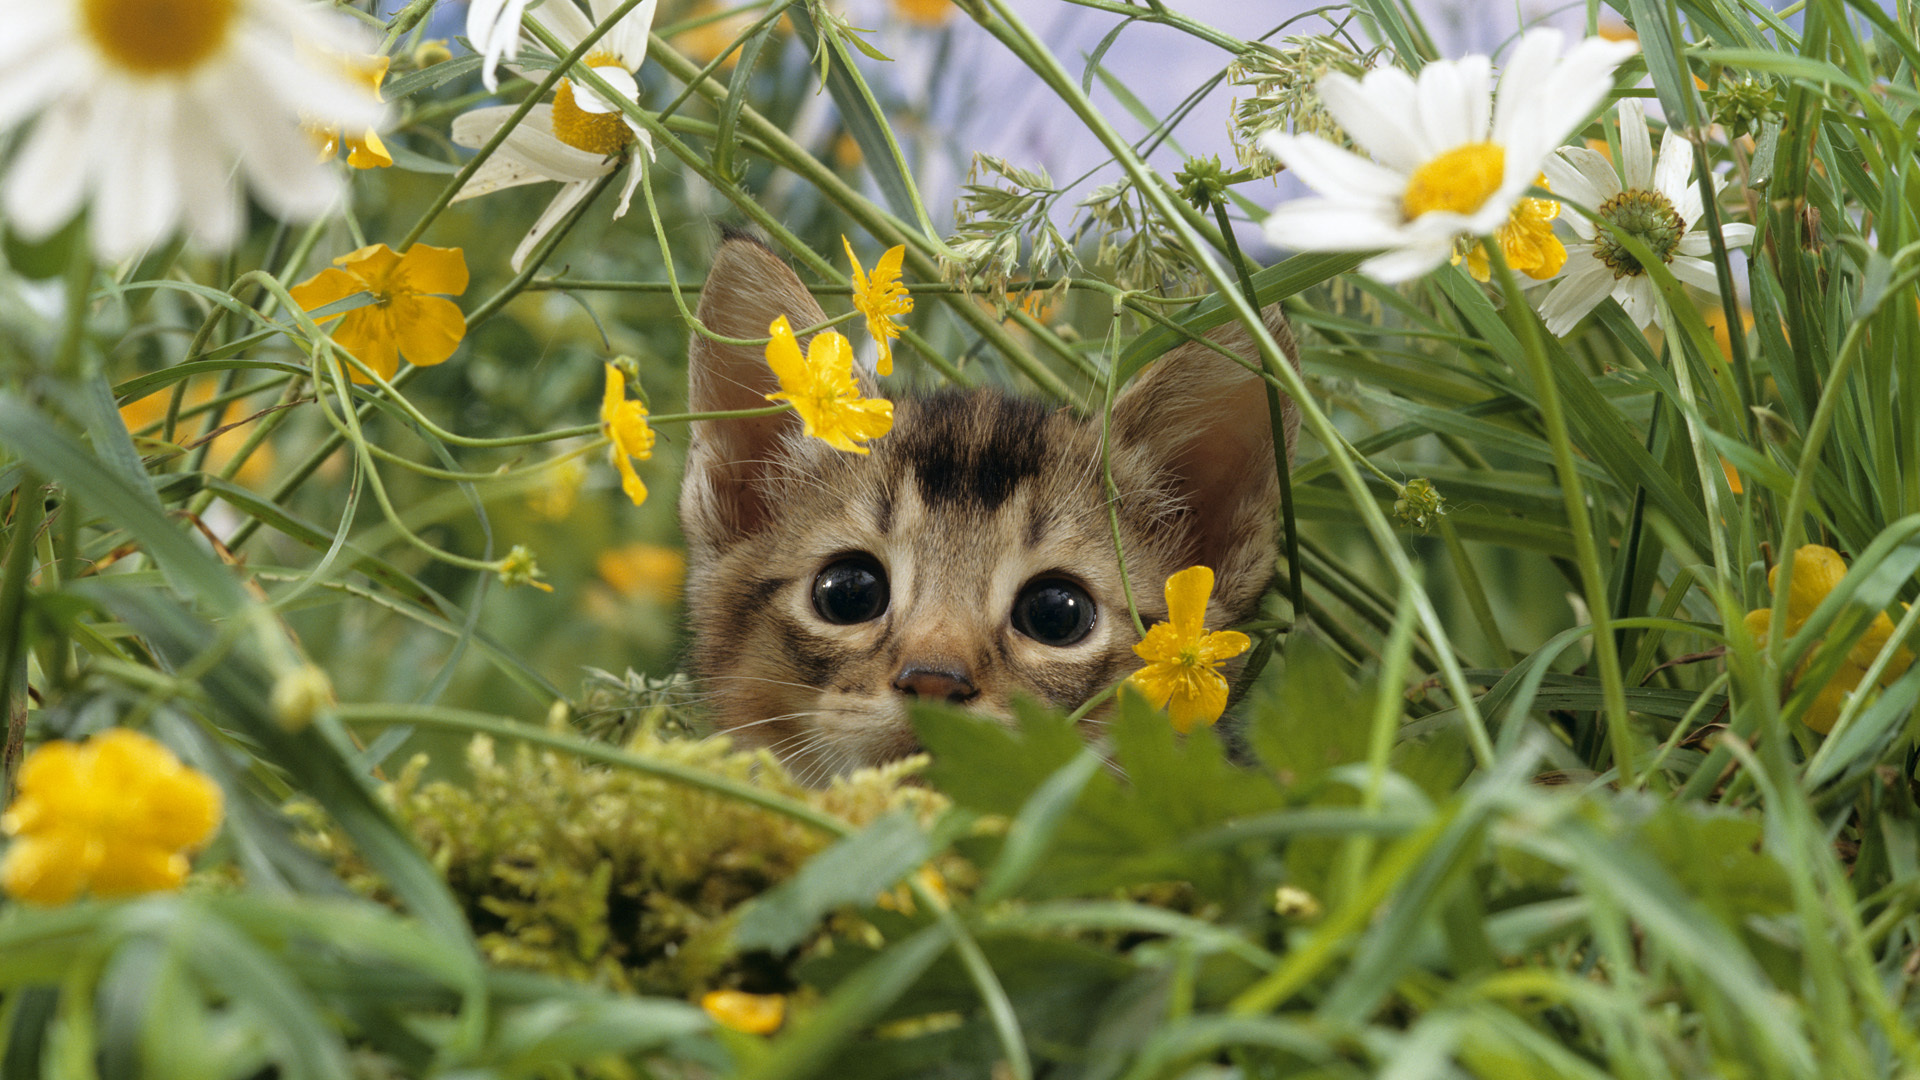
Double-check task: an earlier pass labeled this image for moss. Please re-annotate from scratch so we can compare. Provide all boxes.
[301,724,953,996]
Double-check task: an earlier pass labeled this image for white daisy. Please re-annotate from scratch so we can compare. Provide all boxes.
[1536,98,1757,335]
[1258,28,1638,284]
[450,0,659,271]
[0,0,384,261]
[467,0,537,91]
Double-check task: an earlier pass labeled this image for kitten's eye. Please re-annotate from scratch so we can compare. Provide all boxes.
[812,555,889,625]
[1012,578,1095,646]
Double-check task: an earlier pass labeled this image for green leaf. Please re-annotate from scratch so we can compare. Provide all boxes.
[0,395,246,610]
[1635,803,1794,925]
[491,998,712,1073]
[734,811,932,953]
[1246,632,1371,790]
[2,216,85,282]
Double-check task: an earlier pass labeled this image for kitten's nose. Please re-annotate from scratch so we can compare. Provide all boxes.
[893,665,979,703]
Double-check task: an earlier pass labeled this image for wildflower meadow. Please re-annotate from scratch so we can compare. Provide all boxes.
[5,0,1920,1076]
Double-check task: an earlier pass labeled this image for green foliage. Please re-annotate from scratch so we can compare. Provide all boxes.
[6,0,1920,1076]
[300,727,949,997]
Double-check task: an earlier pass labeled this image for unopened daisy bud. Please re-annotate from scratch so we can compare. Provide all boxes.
[1394,478,1446,532]
[1175,155,1229,211]
[271,664,335,731]
[498,545,554,593]
[1706,77,1781,138]
[1274,885,1322,920]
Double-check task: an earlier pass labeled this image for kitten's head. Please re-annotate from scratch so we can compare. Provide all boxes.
[680,235,1297,783]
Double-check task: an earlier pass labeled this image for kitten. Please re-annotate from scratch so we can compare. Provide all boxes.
[680,235,1298,783]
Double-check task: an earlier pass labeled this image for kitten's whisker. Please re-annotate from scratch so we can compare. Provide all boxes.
[708,674,825,694]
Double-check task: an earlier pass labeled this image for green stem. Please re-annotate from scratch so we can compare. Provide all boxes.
[1487,246,1633,787]
[976,0,1492,766]
[332,702,851,835]
[1099,296,1148,640]
[1210,196,1304,625]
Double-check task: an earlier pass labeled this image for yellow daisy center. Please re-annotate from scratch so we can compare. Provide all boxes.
[81,0,238,75]
[551,52,635,157]
[1402,142,1506,220]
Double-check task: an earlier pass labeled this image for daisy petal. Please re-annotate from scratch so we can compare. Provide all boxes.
[1317,68,1425,171]
[511,181,597,272]
[541,0,596,52]
[1544,147,1618,216]
[1619,98,1654,191]
[1417,54,1491,151]
[3,105,90,240]
[1259,132,1406,202]
[1538,259,1616,336]
[1360,239,1454,284]
[605,0,660,66]
[1668,255,1724,291]
[1654,126,1695,207]
[1260,200,1405,252]
[1617,275,1657,328]
[1491,28,1566,149]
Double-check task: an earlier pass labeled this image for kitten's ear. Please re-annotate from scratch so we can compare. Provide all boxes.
[1113,305,1300,621]
[681,235,831,546]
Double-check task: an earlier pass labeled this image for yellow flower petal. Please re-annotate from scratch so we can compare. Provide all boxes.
[392,295,467,369]
[1745,544,1914,732]
[1127,566,1250,733]
[0,834,95,907]
[291,244,470,385]
[844,236,912,376]
[1163,565,1215,639]
[1,729,222,906]
[346,127,393,169]
[1769,544,1847,625]
[288,267,364,320]
[394,243,471,297]
[1198,629,1252,665]
[1165,666,1230,735]
[763,316,894,454]
[600,364,655,506]
[763,315,812,388]
[702,990,786,1034]
[331,308,403,382]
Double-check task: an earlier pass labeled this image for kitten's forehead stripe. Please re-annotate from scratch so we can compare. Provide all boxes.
[1024,499,1049,550]
[874,489,893,535]
[892,389,1048,512]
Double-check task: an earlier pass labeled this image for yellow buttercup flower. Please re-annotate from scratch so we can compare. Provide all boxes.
[701,990,786,1034]
[290,243,469,384]
[844,236,912,376]
[309,53,394,168]
[2,729,223,906]
[1127,566,1252,733]
[600,365,656,506]
[1458,177,1565,283]
[1744,544,1914,733]
[763,316,894,454]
